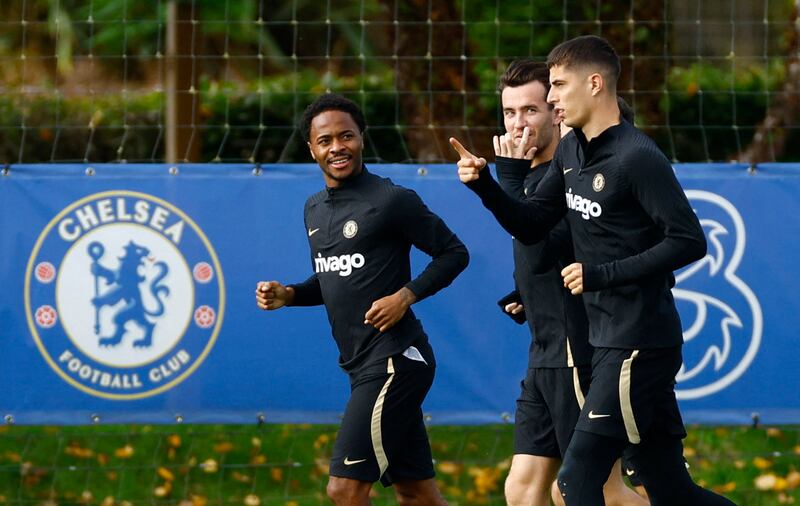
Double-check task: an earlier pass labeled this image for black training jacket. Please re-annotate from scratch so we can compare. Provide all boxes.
[496,156,591,368]
[468,121,706,349]
[289,167,469,373]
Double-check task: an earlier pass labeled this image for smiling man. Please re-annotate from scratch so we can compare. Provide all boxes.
[256,94,468,506]
[451,36,736,505]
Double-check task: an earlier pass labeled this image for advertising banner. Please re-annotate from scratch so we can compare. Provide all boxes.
[1,163,796,424]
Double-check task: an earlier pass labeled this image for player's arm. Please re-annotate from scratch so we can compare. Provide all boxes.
[450,137,566,245]
[256,274,323,310]
[497,288,526,325]
[364,189,469,333]
[495,155,529,200]
[396,188,470,300]
[530,218,575,274]
[492,132,576,274]
[581,150,706,292]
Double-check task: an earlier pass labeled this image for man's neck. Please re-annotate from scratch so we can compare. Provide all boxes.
[581,98,621,142]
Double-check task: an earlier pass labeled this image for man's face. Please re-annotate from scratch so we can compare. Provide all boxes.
[307,110,363,187]
[547,64,592,129]
[501,80,557,153]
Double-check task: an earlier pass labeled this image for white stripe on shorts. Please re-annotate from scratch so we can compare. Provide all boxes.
[619,350,641,444]
[370,357,395,477]
[572,367,586,409]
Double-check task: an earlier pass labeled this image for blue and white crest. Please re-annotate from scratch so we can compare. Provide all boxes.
[25,190,225,400]
[674,190,762,399]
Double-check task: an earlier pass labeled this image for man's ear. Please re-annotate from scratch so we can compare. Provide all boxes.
[307,141,314,159]
[589,72,605,97]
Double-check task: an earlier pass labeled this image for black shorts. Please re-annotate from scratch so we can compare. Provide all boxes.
[514,366,591,459]
[576,346,687,443]
[329,343,436,487]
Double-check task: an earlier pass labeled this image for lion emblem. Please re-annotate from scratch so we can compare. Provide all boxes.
[88,240,170,348]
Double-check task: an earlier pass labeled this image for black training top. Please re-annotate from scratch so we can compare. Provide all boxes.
[289,167,469,373]
[468,121,706,349]
[496,156,591,368]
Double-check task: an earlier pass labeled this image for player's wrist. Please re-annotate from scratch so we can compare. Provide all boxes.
[284,286,296,306]
[398,286,417,306]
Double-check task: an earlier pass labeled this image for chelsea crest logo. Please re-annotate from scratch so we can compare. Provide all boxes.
[24,190,225,400]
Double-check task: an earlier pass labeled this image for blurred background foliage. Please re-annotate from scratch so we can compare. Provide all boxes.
[0,0,797,163]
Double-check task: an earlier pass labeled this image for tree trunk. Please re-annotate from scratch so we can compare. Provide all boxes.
[738,1,800,163]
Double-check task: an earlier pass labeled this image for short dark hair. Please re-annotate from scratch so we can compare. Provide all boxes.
[300,93,366,142]
[498,60,553,110]
[546,35,621,90]
[498,60,550,93]
[617,96,634,123]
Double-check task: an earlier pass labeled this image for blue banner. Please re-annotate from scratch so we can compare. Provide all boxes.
[1,163,797,425]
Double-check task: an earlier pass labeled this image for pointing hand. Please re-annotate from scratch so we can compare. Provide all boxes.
[449,137,487,183]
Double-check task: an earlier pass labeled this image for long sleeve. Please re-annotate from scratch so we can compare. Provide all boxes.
[495,157,576,273]
[495,156,530,200]
[529,218,574,274]
[582,148,707,291]
[465,164,567,245]
[288,274,324,306]
[392,188,469,301]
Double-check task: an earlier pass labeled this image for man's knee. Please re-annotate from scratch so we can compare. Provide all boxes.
[555,460,578,501]
[503,455,560,505]
[504,471,533,505]
[556,431,626,505]
[326,476,370,505]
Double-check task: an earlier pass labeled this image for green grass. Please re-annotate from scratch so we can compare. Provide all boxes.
[0,424,798,505]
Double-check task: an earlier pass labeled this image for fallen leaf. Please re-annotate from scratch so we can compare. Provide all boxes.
[114,445,134,459]
[214,442,234,453]
[232,471,252,483]
[767,428,783,438]
[753,456,773,470]
[755,474,778,491]
[437,461,462,476]
[786,470,800,489]
[201,459,219,473]
[157,467,175,481]
[250,454,267,466]
[313,434,330,450]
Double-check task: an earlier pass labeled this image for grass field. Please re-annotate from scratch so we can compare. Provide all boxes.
[0,424,798,505]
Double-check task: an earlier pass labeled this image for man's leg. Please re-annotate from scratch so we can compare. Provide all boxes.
[551,458,650,506]
[603,459,650,506]
[393,478,448,506]
[328,362,398,503]
[326,476,373,506]
[377,345,445,499]
[505,454,561,506]
[508,368,565,505]
[628,436,737,505]
[556,429,628,506]
[620,455,650,499]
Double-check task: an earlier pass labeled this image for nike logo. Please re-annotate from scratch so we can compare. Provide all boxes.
[308,228,320,237]
[587,410,611,419]
[563,168,574,175]
[626,468,636,476]
[343,457,367,466]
